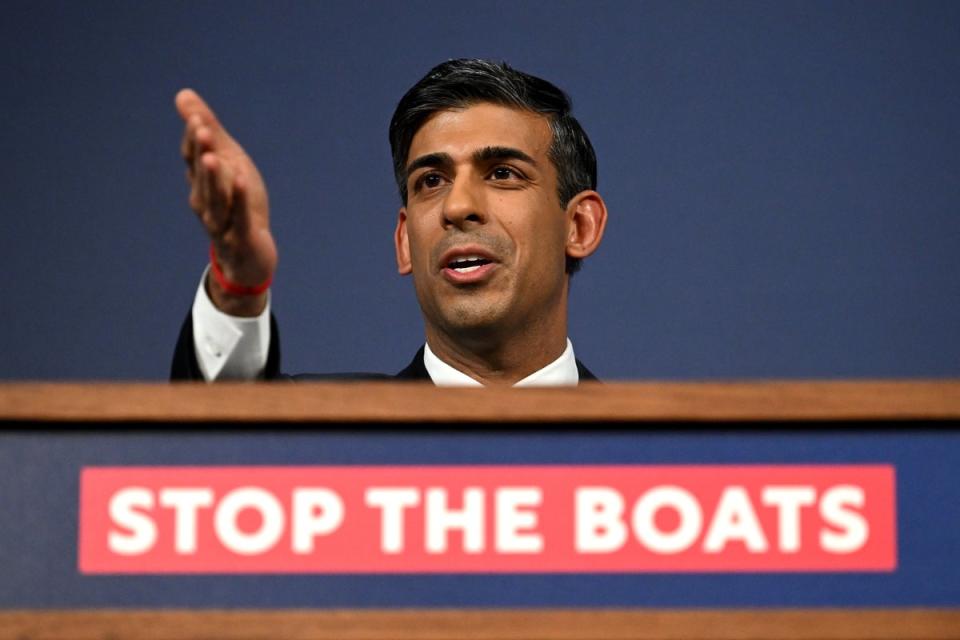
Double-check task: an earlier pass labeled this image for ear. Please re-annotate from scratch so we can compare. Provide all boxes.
[394,207,413,275]
[564,190,607,260]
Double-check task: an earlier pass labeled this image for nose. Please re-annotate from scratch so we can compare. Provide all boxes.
[442,173,486,229]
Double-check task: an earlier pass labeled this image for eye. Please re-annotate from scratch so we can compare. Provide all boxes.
[414,171,445,192]
[490,166,518,180]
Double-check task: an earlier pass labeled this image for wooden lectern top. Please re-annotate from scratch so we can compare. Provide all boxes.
[1,379,959,422]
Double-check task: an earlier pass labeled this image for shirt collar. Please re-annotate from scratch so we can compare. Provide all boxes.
[422,339,579,387]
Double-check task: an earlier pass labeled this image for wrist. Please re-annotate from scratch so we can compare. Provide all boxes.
[205,272,268,317]
[207,244,271,317]
[209,243,272,296]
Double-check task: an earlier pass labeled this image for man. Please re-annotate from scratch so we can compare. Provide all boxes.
[172,59,607,385]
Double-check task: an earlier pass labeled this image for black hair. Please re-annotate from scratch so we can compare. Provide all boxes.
[389,59,597,274]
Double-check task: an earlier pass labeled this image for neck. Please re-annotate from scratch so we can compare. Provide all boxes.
[425,313,569,386]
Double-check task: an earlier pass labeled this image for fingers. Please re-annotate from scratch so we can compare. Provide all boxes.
[195,151,236,237]
[177,88,242,215]
[182,114,217,172]
[180,115,197,170]
[175,89,221,131]
[176,88,237,154]
[179,105,233,236]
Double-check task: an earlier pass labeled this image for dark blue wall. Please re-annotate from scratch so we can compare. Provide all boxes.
[2,1,958,381]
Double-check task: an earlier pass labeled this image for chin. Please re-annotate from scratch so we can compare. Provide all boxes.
[437,301,512,337]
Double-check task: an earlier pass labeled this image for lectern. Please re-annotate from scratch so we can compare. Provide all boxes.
[1,381,958,639]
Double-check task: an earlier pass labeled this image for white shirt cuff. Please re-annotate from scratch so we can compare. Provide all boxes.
[191,266,271,381]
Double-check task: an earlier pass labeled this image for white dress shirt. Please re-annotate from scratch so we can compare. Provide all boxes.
[422,340,578,386]
[191,269,580,385]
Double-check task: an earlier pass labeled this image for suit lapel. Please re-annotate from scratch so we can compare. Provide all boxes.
[575,359,598,382]
[394,346,431,380]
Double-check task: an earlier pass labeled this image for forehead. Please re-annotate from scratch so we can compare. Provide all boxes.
[407,103,553,165]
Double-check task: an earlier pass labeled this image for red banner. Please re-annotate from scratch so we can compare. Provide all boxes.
[79,465,895,573]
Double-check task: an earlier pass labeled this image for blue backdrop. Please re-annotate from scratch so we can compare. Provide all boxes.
[2,1,958,380]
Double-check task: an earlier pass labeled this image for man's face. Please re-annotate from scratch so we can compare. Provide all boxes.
[394,103,571,346]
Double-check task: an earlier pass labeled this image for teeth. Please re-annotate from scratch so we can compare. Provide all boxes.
[447,255,490,272]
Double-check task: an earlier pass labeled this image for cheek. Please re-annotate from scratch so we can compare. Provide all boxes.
[516,209,568,270]
[405,218,432,269]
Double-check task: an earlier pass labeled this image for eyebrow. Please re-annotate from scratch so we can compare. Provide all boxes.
[404,152,453,182]
[404,146,539,184]
[473,146,538,167]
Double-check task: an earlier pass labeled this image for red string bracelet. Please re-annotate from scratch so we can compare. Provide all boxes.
[209,243,273,296]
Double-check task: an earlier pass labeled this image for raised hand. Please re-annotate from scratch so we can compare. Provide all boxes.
[176,89,277,316]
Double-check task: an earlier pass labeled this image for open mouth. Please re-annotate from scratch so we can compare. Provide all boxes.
[447,256,493,273]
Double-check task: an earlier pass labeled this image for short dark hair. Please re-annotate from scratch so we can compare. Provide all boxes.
[389,59,597,275]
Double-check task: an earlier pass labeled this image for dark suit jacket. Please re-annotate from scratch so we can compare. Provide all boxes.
[171,313,598,382]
